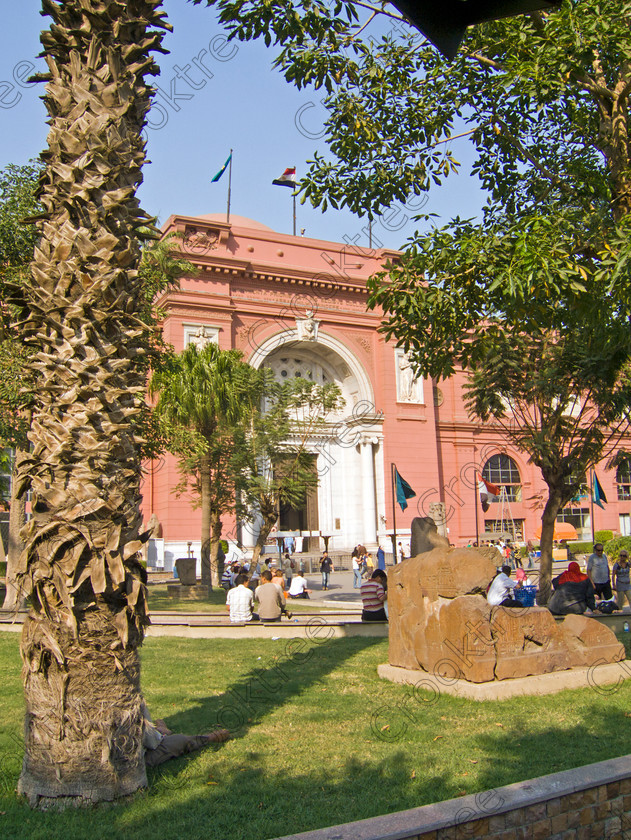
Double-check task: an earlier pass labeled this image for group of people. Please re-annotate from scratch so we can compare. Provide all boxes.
[549,542,631,615]
[351,544,388,589]
[486,565,532,607]
[486,542,631,615]
[225,562,314,623]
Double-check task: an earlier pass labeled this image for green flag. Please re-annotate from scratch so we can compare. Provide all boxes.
[211,152,232,183]
[394,467,416,511]
[592,473,608,510]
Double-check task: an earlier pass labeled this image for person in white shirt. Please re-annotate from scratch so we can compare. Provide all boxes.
[226,574,256,621]
[288,572,312,599]
[487,566,523,608]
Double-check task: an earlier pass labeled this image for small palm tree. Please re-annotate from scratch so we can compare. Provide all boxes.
[151,343,265,586]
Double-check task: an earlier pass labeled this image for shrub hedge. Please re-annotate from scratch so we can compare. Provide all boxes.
[569,541,595,555]
[604,536,631,561]
[595,529,614,544]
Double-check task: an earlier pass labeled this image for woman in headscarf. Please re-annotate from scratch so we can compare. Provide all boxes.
[548,561,596,615]
[515,568,532,586]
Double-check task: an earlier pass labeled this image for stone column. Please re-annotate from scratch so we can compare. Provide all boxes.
[360,437,378,546]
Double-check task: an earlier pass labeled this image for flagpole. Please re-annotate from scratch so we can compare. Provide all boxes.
[293,191,296,236]
[226,147,233,224]
[474,472,480,545]
[391,462,397,563]
[590,468,595,543]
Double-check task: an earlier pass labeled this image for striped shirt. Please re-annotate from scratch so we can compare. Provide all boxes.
[360,579,386,612]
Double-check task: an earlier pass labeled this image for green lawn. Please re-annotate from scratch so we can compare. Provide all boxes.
[1,631,631,840]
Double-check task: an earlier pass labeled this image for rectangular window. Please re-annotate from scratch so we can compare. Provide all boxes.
[620,514,631,537]
[557,507,590,538]
[484,519,524,541]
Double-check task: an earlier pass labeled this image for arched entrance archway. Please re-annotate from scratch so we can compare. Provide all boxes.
[245,330,384,552]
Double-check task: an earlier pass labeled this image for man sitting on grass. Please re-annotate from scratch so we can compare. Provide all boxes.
[288,570,312,599]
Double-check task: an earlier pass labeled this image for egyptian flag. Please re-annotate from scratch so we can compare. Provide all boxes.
[394,467,416,511]
[478,474,500,513]
[211,152,232,182]
[592,473,608,510]
[273,167,297,188]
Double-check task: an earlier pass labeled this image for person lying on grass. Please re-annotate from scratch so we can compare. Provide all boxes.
[142,703,230,768]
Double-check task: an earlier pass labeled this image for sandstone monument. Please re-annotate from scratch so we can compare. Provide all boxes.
[388,524,624,683]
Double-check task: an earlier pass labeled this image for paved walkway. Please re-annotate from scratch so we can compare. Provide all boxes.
[300,568,363,607]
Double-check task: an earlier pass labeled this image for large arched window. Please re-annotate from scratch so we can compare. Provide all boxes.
[482,454,522,502]
[617,459,631,500]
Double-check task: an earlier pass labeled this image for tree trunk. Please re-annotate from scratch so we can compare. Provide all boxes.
[251,502,279,567]
[2,449,27,611]
[18,609,146,806]
[14,1,169,807]
[200,455,212,586]
[536,488,564,605]
[209,508,223,588]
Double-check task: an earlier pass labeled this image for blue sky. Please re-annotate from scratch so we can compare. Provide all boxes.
[1,0,485,249]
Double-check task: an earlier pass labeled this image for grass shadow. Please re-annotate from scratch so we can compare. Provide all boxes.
[159,623,384,739]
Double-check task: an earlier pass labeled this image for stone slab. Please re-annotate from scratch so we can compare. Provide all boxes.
[377,660,631,700]
[166,584,212,599]
[146,621,388,640]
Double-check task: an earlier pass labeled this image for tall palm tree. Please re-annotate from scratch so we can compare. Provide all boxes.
[151,343,264,586]
[14,0,170,807]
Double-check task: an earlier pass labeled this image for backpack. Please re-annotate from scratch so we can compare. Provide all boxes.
[290,559,295,570]
[598,600,616,614]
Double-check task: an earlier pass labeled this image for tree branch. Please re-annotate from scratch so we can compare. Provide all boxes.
[493,116,574,195]
[466,51,505,72]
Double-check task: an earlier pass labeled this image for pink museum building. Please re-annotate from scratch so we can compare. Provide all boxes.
[141,213,631,569]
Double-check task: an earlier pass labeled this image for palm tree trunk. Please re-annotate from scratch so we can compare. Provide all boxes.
[2,449,27,611]
[210,507,223,588]
[200,455,212,586]
[15,0,170,807]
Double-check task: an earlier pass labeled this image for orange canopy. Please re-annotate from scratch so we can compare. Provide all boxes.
[532,522,578,541]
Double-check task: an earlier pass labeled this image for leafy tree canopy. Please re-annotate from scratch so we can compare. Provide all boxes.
[192,0,631,596]
[193,1,631,221]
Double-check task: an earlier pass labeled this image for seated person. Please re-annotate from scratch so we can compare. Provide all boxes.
[142,702,230,768]
[288,571,311,599]
[514,568,532,586]
[255,569,290,621]
[360,570,388,621]
[226,573,257,622]
[221,563,234,591]
[548,561,596,615]
[273,568,287,593]
[487,565,523,608]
